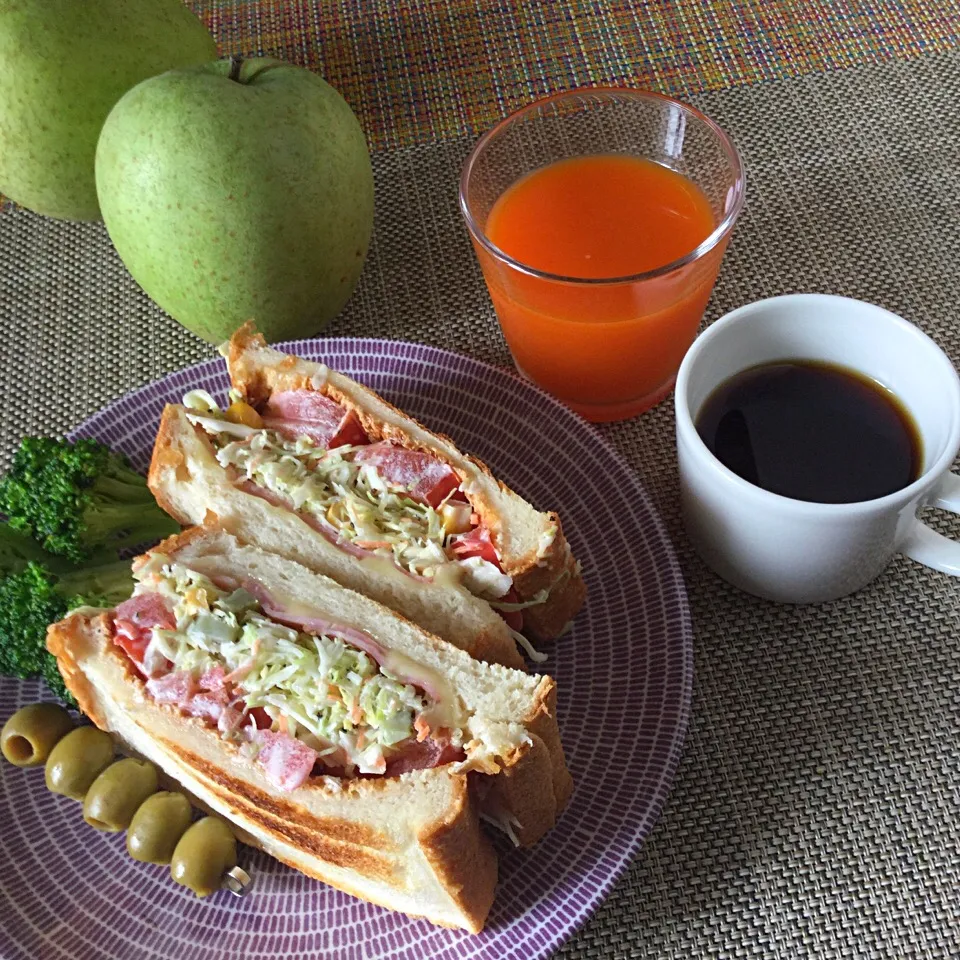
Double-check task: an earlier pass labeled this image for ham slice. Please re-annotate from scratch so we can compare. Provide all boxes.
[353,441,460,508]
[237,481,381,562]
[199,665,227,692]
[185,690,229,723]
[239,578,448,704]
[145,671,196,705]
[240,578,390,664]
[383,737,465,777]
[262,389,368,449]
[114,594,176,631]
[254,729,318,791]
[144,666,231,723]
[217,704,245,736]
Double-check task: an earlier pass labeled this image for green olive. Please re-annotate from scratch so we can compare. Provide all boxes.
[82,758,159,832]
[1,703,74,767]
[170,817,238,897]
[127,791,193,864]
[44,726,114,800]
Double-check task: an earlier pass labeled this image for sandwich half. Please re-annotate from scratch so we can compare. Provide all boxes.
[148,322,586,670]
[47,526,572,932]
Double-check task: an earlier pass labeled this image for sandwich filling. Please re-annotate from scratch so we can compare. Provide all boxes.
[111,554,495,790]
[182,389,556,634]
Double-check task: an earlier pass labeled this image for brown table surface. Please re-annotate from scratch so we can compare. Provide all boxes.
[2,3,959,957]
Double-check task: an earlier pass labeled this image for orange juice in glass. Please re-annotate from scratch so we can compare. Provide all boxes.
[460,89,745,421]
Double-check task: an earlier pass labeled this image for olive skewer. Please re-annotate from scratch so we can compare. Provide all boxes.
[2,703,255,898]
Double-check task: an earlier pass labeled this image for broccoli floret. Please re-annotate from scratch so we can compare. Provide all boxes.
[0,553,133,705]
[0,520,66,575]
[0,436,179,562]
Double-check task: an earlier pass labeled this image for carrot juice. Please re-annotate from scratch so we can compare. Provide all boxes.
[475,154,724,420]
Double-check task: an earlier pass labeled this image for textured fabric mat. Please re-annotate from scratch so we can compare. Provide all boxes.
[193,0,960,151]
[2,50,960,959]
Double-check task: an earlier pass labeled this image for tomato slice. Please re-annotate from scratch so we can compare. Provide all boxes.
[448,526,500,566]
[113,620,151,673]
[329,410,369,448]
[495,588,524,632]
[353,441,459,507]
[448,527,523,627]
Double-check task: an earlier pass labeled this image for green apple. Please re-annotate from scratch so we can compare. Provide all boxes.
[0,0,216,220]
[95,56,375,344]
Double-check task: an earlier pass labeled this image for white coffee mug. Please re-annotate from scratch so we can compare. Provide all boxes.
[675,294,960,603]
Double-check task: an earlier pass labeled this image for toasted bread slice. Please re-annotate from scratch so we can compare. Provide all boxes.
[145,525,572,828]
[149,404,526,670]
[148,323,586,665]
[48,612,497,931]
[46,527,573,928]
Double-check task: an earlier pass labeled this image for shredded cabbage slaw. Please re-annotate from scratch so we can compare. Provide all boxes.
[184,397,512,597]
[137,557,439,775]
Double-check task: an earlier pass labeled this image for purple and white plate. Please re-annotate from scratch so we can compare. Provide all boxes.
[0,339,692,960]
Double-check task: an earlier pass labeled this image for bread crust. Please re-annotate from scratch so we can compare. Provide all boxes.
[148,403,203,525]
[225,322,586,640]
[418,777,499,929]
[524,678,575,813]
[480,677,575,846]
[46,612,497,932]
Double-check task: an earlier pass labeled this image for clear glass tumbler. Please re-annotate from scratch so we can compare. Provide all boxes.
[459,88,745,422]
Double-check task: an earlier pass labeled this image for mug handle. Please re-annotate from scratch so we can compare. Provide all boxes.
[900,473,960,574]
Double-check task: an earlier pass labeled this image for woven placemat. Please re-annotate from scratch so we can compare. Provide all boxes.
[195,0,960,151]
[2,50,959,959]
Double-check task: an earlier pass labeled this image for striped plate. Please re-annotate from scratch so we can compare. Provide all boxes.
[0,339,692,960]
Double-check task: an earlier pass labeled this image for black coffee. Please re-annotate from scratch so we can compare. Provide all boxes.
[695,360,922,503]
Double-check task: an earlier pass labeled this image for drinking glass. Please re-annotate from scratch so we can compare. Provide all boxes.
[459,88,745,422]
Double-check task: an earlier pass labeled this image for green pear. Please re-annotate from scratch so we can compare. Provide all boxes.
[0,0,216,221]
[95,57,375,344]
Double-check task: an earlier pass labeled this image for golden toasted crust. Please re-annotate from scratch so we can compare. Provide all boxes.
[164,741,397,879]
[148,404,197,526]
[225,323,586,640]
[485,734,556,847]
[457,679,573,849]
[137,521,214,567]
[165,740,389,848]
[495,678,573,845]
[524,680,572,795]
[523,568,588,643]
[418,776,498,933]
[225,320,275,403]
[46,612,119,729]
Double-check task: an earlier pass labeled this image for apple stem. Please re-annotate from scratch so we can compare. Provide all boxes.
[228,56,244,83]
